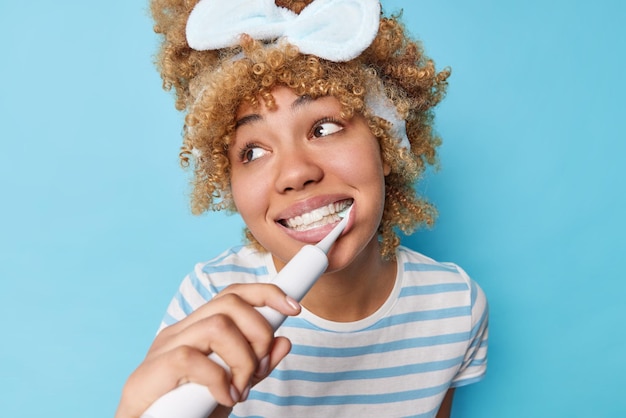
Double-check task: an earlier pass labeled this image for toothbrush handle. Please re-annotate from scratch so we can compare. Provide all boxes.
[141,245,328,418]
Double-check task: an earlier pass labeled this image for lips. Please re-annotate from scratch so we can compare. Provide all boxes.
[279,200,352,232]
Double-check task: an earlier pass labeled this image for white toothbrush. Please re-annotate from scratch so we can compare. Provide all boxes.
[141,204,353,418]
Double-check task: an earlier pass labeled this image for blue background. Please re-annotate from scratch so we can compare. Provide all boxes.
[1,0,624,416]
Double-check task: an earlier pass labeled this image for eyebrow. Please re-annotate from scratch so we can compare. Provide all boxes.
[291,94,314,111]
[235,113,261,129]
[235,94,316,129]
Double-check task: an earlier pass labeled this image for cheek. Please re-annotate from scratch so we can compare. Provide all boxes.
[231,171,271,220]
[230,172,251,210]
[338,143,386,183]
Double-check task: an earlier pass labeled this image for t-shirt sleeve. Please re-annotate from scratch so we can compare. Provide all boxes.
[156,262,220,334]
[451,271,489,387]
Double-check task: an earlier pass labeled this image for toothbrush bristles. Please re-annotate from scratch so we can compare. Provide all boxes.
[316,205,352,253]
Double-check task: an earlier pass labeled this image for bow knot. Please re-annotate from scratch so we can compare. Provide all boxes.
[186,0,381,62]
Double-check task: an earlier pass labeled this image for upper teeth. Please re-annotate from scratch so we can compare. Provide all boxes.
[284,201,351,231]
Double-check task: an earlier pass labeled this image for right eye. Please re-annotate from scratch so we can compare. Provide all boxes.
[240,144,269,163]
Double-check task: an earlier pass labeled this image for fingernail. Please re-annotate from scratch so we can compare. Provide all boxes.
[241,385,251,402]
[230,384,240,403]
[255,355,270,377]
[285,296,300,312]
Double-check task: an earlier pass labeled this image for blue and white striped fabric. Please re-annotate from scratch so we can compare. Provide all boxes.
[159,245,488,417]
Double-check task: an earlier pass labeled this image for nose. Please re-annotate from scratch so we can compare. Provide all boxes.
[274,146,324,193]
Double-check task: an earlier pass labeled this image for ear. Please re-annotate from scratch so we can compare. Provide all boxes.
[383,161,391,176]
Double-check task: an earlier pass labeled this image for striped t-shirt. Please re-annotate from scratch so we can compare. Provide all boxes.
[160,245,488,418]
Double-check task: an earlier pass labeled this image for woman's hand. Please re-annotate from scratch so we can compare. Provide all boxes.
[114,283,301,418]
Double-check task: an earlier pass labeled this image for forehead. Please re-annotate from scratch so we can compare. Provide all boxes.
[236,86,299,118]
[235,86,344,121]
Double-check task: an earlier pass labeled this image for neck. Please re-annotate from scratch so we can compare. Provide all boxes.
[298,240,397,322]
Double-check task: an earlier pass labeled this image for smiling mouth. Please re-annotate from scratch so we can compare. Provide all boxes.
[279,200,353,232]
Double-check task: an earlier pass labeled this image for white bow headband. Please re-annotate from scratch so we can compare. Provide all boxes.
[187,0,380,61]
[186,0,410,149]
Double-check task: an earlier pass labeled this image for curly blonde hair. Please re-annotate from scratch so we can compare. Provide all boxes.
[150,0,450,259]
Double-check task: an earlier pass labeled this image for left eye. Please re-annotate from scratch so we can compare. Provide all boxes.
[313,121,343,138]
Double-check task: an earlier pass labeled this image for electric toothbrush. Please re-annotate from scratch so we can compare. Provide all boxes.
[141,204,353,418]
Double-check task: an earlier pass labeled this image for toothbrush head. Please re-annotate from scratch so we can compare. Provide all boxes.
[315,204,353,254]
[337,204,352,219]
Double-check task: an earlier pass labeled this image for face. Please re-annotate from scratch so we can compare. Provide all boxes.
[229,86,390,271]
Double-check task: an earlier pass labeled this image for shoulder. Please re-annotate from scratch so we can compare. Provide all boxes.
[158,245,272,331]
[198,245,271,276]
[192,245,273,289]
[397,246,473,284]
[396,246,488,311]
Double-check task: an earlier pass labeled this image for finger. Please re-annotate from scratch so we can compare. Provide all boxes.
[121,345,238,415]
[155,285,300,360]
[146,284,302,397]
[161,346,238,407]
[268,336,293,371]
[190,312,260,393]
[155,283,300,348]
[155,293,274,361]
[252,336,292,384]
[159,311,262,394]
[218,283,301,316]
